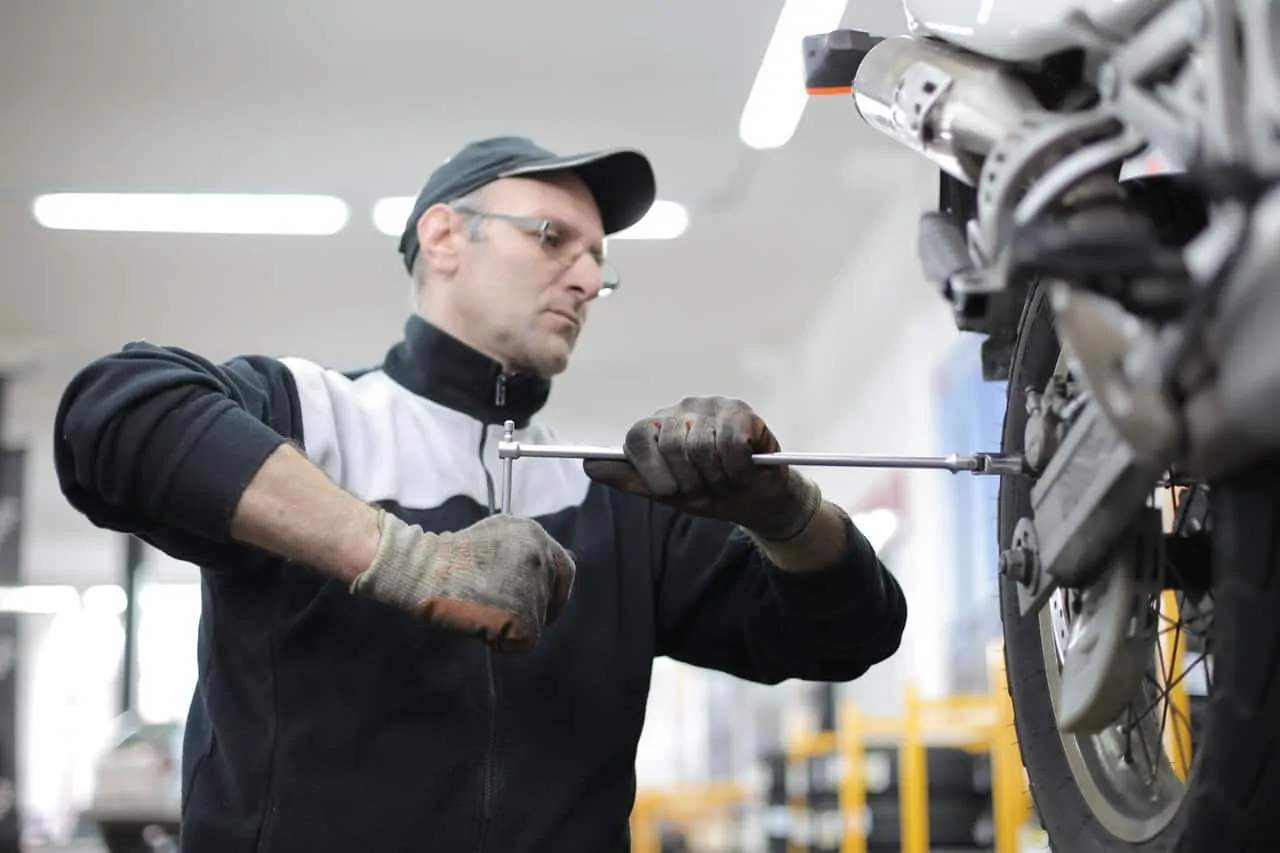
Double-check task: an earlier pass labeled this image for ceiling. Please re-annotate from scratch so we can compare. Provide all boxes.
[1,0,928,554]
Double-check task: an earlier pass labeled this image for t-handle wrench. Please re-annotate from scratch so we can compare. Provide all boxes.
[496,420,1024,515]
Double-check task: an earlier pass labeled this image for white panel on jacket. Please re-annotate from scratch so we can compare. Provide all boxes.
[479,421,593,521]
[280,357,590,519]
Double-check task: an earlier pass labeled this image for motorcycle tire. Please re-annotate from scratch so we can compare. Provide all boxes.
[998,282,1280,852]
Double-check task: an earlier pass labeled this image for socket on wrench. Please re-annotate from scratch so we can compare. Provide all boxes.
[495,420,1024,515]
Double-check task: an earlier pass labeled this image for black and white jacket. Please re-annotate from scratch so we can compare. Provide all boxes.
[53,315,907,853]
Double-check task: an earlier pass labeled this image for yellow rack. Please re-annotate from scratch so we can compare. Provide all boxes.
[783,641,1032,853]
[629,641,1034,853]
[629,779,751,853]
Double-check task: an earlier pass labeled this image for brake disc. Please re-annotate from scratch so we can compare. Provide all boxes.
[1055,505,1164,734]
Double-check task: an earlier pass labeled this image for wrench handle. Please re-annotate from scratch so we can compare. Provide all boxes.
[496,420,1024,514]
[499,421,516,514]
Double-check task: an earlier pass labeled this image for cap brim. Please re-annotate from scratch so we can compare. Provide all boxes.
[498,148,657,235]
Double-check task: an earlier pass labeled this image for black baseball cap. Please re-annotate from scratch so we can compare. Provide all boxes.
[397,135,657,273]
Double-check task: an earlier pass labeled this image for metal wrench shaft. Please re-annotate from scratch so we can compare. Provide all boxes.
[496,420,1023,514]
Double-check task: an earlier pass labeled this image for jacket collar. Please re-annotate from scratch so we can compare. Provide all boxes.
[382,315,552,428]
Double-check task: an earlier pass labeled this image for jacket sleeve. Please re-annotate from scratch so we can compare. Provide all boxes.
[650,505,907,684]
[53,340,304,564]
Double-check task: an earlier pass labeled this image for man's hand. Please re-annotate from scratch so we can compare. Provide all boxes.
[583,396,823,542]
[350,511,575,654]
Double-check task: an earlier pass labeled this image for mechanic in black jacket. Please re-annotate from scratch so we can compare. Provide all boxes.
[53,136,908,853]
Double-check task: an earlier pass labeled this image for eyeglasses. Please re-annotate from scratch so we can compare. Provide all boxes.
[451,204,621,293]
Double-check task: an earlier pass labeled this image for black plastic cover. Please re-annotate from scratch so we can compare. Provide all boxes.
[802,29,883,92]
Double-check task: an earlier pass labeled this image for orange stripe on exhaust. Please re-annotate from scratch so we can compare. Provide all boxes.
[806,85,853,96]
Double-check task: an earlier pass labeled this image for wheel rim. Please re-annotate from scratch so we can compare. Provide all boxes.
[1027,353,1214,842]
[1038,597,1189,841]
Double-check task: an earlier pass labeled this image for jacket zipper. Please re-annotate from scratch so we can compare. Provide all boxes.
[494,373,507,409]
[475,373,506,853]
[477,653,498,853]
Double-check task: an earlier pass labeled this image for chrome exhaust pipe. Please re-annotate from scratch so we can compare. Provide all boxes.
[853,36,1042,185]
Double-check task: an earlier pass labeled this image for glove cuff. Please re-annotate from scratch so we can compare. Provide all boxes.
[349,510,441,609]
[749,500,854,574]
[749,469,824,543]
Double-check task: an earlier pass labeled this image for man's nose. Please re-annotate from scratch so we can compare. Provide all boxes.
[563,251,605,300]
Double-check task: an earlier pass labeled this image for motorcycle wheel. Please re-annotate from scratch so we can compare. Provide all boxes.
[998,282,1280,852]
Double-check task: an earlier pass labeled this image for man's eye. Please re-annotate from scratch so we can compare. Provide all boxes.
[541,229,566,249]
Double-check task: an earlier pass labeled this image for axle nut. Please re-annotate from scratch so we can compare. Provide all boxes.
[998,547,1035,585]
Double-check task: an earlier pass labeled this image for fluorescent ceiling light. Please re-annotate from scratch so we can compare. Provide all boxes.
[83,584,128,615]
[739,0,849,150]
[372,196,415,237]
[0,585,82,614]
[612,201,688,240]
[32,193,349,235]
[372,197,689,240]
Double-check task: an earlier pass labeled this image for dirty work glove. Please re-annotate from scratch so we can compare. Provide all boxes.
[350,511,575,654]
[583,396,823,542]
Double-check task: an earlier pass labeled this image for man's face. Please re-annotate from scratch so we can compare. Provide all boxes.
[445,173,608,378]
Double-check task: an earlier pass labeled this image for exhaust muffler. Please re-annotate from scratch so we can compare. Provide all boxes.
[852,35,1042,185]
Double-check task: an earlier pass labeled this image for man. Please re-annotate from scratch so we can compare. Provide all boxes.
[53,136,907,852]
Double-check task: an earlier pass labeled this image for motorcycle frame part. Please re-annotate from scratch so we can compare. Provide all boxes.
[1039,185,1280,485]
[900,0,1166,63]
[1005,0,1280,242]
[1093,0,1280,177]
[862,0,1279,342]
[930,174,1029,380]
[992,0,1280,307]
[1238,0,1280,176]
[864,45,1145,346]
[1182,184,1280,478]
[1048,282,1182,466]
[902,0,1280,474]
[969,108,1136,273]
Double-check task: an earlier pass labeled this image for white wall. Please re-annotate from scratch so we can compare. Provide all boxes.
[761,160,940,448]
[759,159,972,716]
[807,306,967,715]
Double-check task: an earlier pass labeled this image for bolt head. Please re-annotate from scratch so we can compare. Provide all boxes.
[999,547,1035,584]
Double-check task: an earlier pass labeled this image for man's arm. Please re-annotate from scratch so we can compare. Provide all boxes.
[55,341,575,649]
[583,395,907,683]
[227,443,380,580]
[648,499,907,684]
[54,341,378,578]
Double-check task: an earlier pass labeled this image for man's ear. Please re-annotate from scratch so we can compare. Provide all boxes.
[415,203,464,277]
